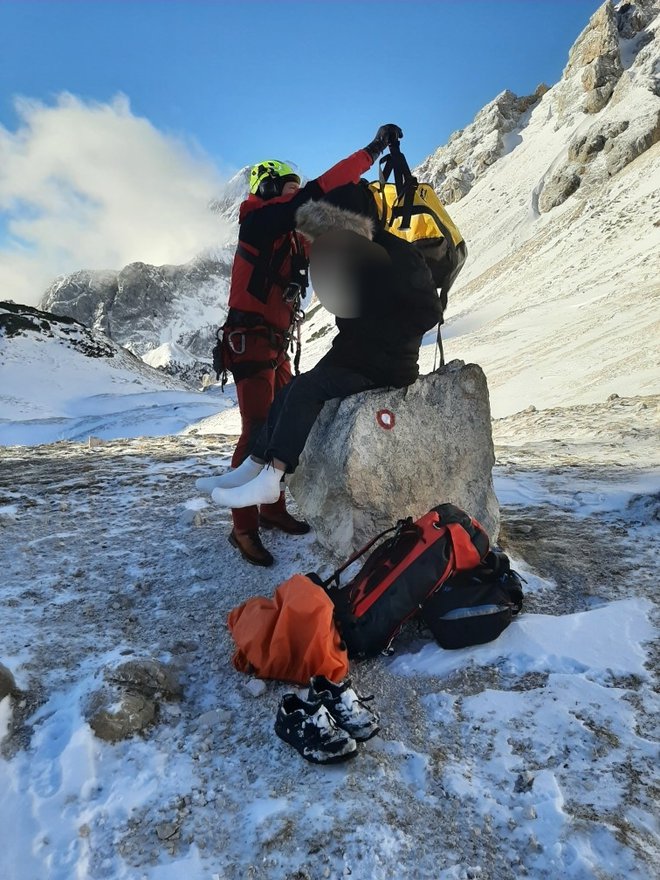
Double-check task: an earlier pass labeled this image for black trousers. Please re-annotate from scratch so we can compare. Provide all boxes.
[251,353,378,471]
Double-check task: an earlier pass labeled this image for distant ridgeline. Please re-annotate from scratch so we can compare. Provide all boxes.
[1,300,115,359]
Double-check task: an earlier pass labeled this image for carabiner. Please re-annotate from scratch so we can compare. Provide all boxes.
[227,331,246,355]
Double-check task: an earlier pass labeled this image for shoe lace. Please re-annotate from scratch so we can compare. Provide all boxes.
[310,705,342,741]
[340,688,376,717]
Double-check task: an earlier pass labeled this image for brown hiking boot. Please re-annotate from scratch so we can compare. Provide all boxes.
[228,529,274,567]
[259,509,311,535]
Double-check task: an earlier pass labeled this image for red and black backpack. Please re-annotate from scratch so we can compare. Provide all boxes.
[318,503,490,660]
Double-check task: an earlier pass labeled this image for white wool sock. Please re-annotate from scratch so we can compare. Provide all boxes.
[211,464,285,508]
[197,457,264,493]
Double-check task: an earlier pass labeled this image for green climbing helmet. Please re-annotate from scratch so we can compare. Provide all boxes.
[249,159,301,199]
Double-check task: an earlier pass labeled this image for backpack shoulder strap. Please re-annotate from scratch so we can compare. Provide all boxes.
[321,519,413,590]
[378,142,418,231]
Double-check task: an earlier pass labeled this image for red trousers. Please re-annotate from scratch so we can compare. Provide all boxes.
[230,341,293,534]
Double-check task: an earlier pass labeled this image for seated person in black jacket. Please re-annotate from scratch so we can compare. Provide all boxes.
[211,180,442,510]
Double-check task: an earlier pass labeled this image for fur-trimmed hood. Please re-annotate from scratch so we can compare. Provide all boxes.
[295,200,375,243]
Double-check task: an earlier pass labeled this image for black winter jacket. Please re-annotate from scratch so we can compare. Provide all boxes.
[295,183,441,388]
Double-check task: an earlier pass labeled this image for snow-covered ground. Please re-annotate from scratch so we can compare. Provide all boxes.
[0,319,658,878]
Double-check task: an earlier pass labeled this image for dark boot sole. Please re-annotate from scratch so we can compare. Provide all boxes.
[274,728,358,764]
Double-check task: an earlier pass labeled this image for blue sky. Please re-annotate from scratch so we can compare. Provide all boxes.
[2,0,601,175]
[0,0,602,304]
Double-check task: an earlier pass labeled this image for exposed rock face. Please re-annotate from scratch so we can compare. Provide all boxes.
[414,86,548,206]
[562,1,623,114]
[616,0,659,38]
[536,0,660,213]
[40,254,232,361]
[288,361,499,559]
[537,165,583,213]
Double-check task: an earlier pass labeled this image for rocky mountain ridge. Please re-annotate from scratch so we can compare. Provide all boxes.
[415,0,659,211]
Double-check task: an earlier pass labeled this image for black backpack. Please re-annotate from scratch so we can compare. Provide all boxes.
[421,549,524,649]
[319,503,490,660]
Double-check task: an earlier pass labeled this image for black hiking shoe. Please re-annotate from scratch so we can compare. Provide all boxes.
[274,694,357,764]
[307,676,380,742]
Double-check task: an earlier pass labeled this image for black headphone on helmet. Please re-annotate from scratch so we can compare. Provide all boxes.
[258,173,284,201]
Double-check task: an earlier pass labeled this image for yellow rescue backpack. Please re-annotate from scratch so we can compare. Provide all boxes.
[368,143,467,362]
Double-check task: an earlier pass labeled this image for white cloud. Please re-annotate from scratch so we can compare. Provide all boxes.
[0,93,232,306]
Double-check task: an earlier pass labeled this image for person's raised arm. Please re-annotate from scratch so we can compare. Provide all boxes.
[245,125,403,237]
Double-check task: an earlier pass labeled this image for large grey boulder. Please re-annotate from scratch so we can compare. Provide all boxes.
[288,361,499,559]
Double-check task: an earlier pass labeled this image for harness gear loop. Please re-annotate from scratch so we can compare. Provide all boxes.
[218,231,310,387]
[292,307,305,376]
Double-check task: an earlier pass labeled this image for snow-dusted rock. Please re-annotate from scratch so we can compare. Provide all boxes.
[0,663,18,700]
[87,658,182,742]
[616,0,659,40]
[88,692,157,742]
[414,86,548,205]
[40,254,232,359]
[288,361,499,559]
[108,658,183,700]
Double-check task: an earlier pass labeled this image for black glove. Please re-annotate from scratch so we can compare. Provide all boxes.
[364,124,403,161]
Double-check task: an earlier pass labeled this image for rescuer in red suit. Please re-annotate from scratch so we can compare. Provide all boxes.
[218,125,403,566]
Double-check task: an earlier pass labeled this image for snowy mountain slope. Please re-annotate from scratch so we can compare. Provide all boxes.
[417,0,660,415]
[434,135,659,416]
[0,301,231,445]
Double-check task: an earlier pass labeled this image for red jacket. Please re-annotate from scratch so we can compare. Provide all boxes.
[227,149,374,331]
